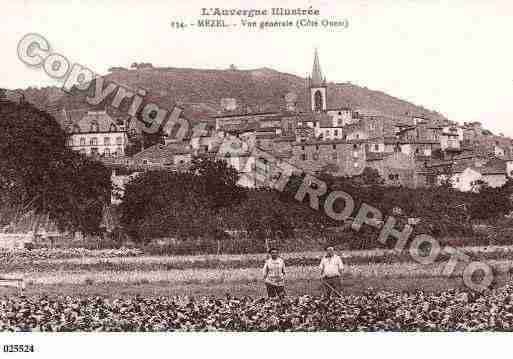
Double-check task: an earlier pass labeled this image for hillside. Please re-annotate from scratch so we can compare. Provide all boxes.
[16,66,448,123]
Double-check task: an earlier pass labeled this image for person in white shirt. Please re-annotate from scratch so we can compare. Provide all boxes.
[319,246,344,299]
[262,248,286,298]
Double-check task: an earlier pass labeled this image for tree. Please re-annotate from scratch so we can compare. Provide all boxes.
[0,99,112,234]
[357,167,385,186]
[469,181,512,224]
[119,171,209,241]
[119,158,245,243]
[233,190,293,251]
[188,157,245,211]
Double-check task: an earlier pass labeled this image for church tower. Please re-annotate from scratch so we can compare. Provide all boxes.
[308,49,327,112]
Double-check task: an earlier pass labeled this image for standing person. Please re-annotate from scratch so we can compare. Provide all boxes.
[262,248,286,298]
[319,246,344,299]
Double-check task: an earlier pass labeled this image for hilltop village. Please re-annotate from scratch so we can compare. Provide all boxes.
[26,50,513,192]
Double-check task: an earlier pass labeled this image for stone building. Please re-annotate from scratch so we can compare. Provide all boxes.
[65,110,128,157]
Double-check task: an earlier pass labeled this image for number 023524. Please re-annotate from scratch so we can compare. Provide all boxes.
[3,344,35,353]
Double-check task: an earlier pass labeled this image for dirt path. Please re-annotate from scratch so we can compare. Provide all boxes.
[2,273,512,299]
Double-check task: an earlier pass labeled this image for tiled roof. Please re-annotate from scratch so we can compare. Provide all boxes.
[274,136,296,142]
[425,160,453,167]
[292,138,367,146]
[212,111,278,119]
[399,139,439,145]
[479,158,507,175]
[132,143,193,163]
[255,133,276,139]
[270,150,293,159]
[66,110,123,134]
[452,162,470,173]
[366,152,391,161]
[452,152,480,161]
[384,137,399,145]
[256,126,281,132]
[220,121,260,133]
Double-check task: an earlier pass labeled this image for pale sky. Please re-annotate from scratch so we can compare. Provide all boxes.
[1,0,513,135]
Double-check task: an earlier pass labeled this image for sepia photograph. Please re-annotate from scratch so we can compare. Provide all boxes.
[1,0,513,356]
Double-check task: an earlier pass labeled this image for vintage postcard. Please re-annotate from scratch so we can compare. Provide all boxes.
[1,0,513,356]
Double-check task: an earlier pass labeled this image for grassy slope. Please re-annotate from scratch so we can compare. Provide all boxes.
[18,67,447,123]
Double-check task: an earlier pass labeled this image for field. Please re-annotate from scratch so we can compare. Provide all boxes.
[2,245,513,331]
[1,245,513,296]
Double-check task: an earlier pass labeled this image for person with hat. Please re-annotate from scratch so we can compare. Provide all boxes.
[319,246,344,299]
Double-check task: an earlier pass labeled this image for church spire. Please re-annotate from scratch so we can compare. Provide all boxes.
[311,48,324,87]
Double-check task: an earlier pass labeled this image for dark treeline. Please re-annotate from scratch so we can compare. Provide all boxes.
[118,161,513,251]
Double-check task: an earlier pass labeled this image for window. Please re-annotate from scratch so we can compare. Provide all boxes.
[338,111,342,115]
[301,154,306,161]
[91,148,98,155]
[353,144,358,150]
[332,144,337,150]
[90,121,99,132]
[334,129,339,137]
[117,146,122,154]
[80,137,86,146]
[448,139,458,148]
[314,90,323,112]
[374,144,379,151]
[356,134,360,139]
[104,148,110,156]
[116,137,122,145]
[67,138,73,146]
[90,137,98,146]
[332,152,338,160]
[104,137,110,146]
[313,153,319,160]
[301,145,305,151]
[315,145,319,151]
